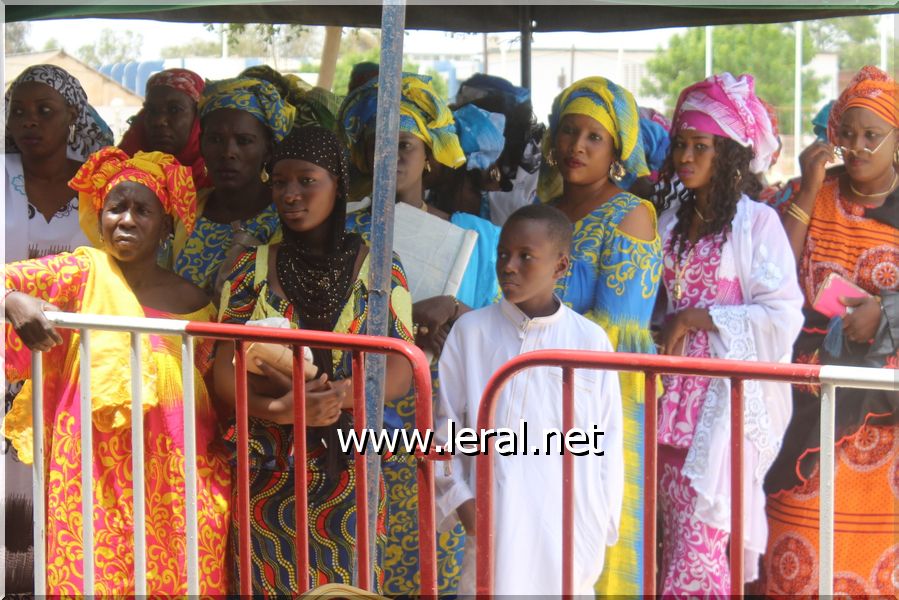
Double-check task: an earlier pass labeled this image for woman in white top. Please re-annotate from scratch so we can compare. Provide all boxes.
[5,64,113,262]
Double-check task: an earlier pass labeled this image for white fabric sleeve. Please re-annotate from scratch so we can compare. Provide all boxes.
[434,324,476,532]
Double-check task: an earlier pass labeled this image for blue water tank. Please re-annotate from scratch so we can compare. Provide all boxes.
[98,64,114,78]
[124,61,139,93]
[136,61,165,97]
[110,62,126,86]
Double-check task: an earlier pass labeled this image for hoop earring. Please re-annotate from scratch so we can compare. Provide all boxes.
[545,149,557,168]
[894,146,899,164]
[260,167,270,183]
[68,123,76,145]
[609,160,626,182]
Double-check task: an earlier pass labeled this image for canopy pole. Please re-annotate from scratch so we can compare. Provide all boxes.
[317,26,343,91]
[794,21,803,176]
[363,0,405,589]
[705,26,713,76]
[520,5,532,91]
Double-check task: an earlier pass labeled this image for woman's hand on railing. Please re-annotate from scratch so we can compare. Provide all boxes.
[4,291,63,352]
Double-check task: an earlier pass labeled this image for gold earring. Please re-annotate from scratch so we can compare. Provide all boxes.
[489,164,502,182]
[260,167,270,183]
[424,160,432,173]
[545,149,557,168]
[609,161,626,182]
[734,168,743,182]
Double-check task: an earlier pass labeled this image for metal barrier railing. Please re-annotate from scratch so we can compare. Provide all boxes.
[28,312,437,596]
[473,349,899,597]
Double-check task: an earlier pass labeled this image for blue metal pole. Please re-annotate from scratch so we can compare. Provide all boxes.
[363,0,405,588]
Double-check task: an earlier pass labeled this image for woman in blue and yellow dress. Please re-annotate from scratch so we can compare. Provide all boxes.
[538,76,662,595]
[170,77,295,296]
[213,126,414,593]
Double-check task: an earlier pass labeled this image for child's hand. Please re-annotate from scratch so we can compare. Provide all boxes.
[457,498,477,536]
[248,358,293,398]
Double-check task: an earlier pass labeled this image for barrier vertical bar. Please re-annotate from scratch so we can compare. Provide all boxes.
[642,371,657,595]
[31,350,47,596]
[413,360,437,597]
[79,329,94,594]
[181,335,200,596]
[729,378,744,596]
[561,367,575,597]
[292,345,310,593]
[351,352,370,591]
[129,333,147,596]
[234,341,252,596]
[818,383,836,596]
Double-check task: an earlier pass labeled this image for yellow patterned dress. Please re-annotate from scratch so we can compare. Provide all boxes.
[3,247,231,595]
[554,192,662,595]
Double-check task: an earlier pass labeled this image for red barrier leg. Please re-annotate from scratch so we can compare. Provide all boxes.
[643,371,658,595]
[352,352,371,590]
[562,367,575,598]
[293,346,310,592]
[730,378,744,596]
[234,341,252,596]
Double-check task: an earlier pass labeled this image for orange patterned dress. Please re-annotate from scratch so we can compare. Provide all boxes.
[3,247,231,595]
[762,177,899,596]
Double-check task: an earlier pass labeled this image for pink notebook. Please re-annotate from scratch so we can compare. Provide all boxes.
[812,273,871,318]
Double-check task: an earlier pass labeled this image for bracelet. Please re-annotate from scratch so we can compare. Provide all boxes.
[786,203,811,226]
[450,296,461,321]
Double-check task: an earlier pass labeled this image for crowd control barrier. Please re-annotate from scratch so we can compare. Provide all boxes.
[26,312,437,597]
[473,349,899,597]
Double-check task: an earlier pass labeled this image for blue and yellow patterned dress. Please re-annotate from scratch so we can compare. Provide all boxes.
[345,208,500,594]
[172,189,281,295]
[218,243,415,594]
[554,191,662,595]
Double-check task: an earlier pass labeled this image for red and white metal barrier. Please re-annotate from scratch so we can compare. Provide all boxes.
[473,349,899,597]
[29,312,437,596]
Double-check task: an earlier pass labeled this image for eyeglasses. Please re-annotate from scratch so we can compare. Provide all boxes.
[834,128,898,160]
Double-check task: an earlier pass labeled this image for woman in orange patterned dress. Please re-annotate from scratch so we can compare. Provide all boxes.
[3,148,231,595]
[763,66,899,596]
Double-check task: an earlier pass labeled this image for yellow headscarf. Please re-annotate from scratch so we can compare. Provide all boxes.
[538,76,648,201]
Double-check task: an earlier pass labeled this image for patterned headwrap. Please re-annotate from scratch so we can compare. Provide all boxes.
[5,64,114,160]
[539,76,648,201]
[827,65,899,145]
[455,73,531,108]
[239,65,342,132]
[339,73,466,174]
[813,100,835,142]
[638,106,672,132]
[760,98,782,168]
[199,77,296,143]
[70,147,198,247]
[452,104,506,171]
[620,116,670,189]
[118,68,210,190]
[671,72,779,174]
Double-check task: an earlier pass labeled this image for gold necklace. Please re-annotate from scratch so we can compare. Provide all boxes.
[671,242,698,302]
[693,205,711,223]
[848,171,899,199]
[416,199,430,214]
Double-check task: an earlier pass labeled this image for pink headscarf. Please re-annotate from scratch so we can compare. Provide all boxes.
[672,73,779,174]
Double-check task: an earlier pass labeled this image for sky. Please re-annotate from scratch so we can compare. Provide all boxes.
[22,18,683,62]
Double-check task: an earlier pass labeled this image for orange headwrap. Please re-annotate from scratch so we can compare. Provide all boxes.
[70,147,198,247]
[827,65,899,145]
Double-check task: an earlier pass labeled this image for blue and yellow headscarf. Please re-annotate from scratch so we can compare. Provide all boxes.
[339,73,465,174]
[453,104,506,171]
[199,77,295,143]
[539,76,648,201]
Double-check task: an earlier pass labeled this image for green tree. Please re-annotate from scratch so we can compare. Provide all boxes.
[331,48,449,99]
[161,38,220,59]
[808,16,894,73]
[76,28,143,66]
[5,22,33,54]
[202,23,320,64]
[43,38,62,52]
[642,24,825,134]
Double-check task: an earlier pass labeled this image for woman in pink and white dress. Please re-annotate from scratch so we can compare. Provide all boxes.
[652,73,804,595]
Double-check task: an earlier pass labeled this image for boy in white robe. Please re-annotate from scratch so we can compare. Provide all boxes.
[434,204,624,595]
